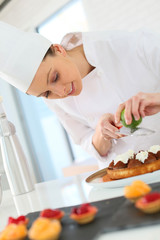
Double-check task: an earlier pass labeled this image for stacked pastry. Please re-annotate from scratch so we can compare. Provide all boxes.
[107,145,160,180]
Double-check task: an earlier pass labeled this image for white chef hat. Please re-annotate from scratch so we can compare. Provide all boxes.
[0,21,52,93]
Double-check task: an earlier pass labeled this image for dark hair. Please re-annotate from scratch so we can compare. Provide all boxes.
[43,46,55,60]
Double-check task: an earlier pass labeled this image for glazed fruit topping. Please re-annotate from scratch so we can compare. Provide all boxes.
[71,203,91,215]
[40,209,61,218]
[8,215,27,225]
[142,192,160,204]
[124,180,151,198]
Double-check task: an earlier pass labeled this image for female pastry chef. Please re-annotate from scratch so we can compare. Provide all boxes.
[1,21,160,168]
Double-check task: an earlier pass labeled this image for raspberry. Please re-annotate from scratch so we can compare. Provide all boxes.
[17,216,26,221]
[40,209,61,218]
[72,203,91,215]
[142,192,160,203]
[77,207,88,215]
[81,203,90,208]
[71,207,78,214]
[8,215,26,225]
[80,204,90,214]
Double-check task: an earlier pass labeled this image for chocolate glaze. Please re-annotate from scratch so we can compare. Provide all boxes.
[127,158,143,168]
[108,160,114,169]
[155,151,160,159]
[109,151,158,171]
[108,160,127,169]
[114,161,127,169]
[144,152,157,164]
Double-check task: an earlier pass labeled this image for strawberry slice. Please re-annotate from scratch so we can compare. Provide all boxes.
[8,215,29,225]
[71,203,97,216]
[141,192,160,203]
[40,209,64,220]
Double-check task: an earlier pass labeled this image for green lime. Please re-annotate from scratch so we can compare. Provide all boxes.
[120,109,142,128]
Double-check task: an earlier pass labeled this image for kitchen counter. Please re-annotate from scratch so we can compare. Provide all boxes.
[0,171,160,239]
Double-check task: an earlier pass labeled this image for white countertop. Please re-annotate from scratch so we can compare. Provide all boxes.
[0,171,160,239]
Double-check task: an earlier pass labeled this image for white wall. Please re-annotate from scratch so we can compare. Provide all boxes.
[0,0,72,30]
[82,0,160,33]
[1,0,160,32]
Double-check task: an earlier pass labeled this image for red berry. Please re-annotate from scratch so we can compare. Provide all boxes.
[8,217,16,224]
[71,203,93,215]
[77,207,88,215]
[17,216,26,222]
[80,203,90,208]
[71,207,78,214]
[40,209,61,218]
[142,192,160,203]
[8,215,26,225]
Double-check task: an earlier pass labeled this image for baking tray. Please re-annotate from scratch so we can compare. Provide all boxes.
[26,182,160,240]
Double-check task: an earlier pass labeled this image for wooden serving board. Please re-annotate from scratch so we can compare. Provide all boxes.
[25,182,160,240]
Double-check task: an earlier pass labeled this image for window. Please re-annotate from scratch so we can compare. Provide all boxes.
[37,0,88,44]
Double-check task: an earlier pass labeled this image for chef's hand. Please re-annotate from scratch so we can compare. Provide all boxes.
[92,113,123,156]
[115,92,160,125]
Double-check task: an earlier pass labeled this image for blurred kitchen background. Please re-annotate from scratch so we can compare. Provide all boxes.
[0,0,160,187]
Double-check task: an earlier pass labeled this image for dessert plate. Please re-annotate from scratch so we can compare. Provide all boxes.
[85,168,160,188]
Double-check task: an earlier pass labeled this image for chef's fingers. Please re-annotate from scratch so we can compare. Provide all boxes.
[115,103,125,124]
[102,128,123,139]
[123,99,132,125]
[103,118,122,132]
[103,121,123,138]
[138,92,156,117]
[139,100,147,118]
[131,95,141,120]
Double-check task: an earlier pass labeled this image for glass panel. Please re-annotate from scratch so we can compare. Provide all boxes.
[16,90,73,181]
[38,0,88,44]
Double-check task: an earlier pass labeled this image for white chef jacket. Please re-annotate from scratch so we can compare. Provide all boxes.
[44,29,160,169]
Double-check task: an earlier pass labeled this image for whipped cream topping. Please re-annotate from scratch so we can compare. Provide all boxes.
[114,149,134,165]
[136,151,148,163]
[148,145,160,154]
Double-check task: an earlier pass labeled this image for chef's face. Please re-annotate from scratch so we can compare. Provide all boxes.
[27,45,82,99]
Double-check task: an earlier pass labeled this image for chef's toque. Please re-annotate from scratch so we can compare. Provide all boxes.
[0,21,52,93]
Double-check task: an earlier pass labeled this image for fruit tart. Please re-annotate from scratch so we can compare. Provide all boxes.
[40,209,64,221]
[70,203,98,224]
[0,223,27,240]
[135,192,160,214]
[124,180,151,202]
[28,217,61,240]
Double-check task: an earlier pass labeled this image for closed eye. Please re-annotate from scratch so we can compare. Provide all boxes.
[54,72,59,83]
[45,73,59,98]
[45,91,50,98]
